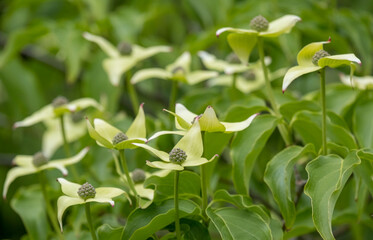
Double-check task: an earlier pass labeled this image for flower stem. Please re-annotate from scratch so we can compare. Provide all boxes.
[118,149,138,207]
[169,80,179,112]
[200,132,209,225]
[174,170,181,240]
[38,171,64,240]
[127,72,139,115]
[320,68,327,155]
[85,202,97,240]
[59,115,70,157]
[257,37,292,146]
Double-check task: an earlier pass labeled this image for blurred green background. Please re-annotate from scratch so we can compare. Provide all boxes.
[0,0,372,238]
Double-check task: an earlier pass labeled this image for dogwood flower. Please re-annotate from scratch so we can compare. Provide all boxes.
[130,52,218,85]
[56,178,130,231]
[83,32,171,86]
[340,74,373,90]
[2,147,89,199]
[164,103,258,133]
[13,97,102,128]
[134,118,218,171]
[282,38,361,92]
[216,15,301,65]
[86,104,146,149]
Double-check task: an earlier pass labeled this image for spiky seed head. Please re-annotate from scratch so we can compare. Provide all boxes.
[250,15,269,32]
[131,168,146,183]
[71,111,84,123]
[169,148,187,164]
[171,66,186,76]
[242,70,256,80]
[77,182,96,200]
[112,132,128,145]
[312,50,330,65]
[225,53,241,64]
[52,96,68,108]
[32,152,48,167]
[117,42,133,55]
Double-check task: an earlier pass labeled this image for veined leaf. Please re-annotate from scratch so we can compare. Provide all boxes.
[353,98,373,148]
[264,144,315,228]
[121,199,200,240]
[231,115,278,195]
[304,152,361,240]
[97,224,123,240]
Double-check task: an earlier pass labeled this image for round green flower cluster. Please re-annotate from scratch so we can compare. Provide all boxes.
[118,42,133,55]
[112,132,128,145]
[250,15,269,32]
[32,152,48,167]
[52,96,68,108]
[77,182,96,200]
[312,50,330,65]
[132,168,146,183]
[169,148,187,164]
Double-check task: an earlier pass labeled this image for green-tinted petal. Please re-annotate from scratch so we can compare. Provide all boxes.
[82,32,120,58]
[95,187,126,199]
[57,195,84,231]
[175,120,203,159]
[147,130,186,142]
[183,154,218,167]
[175,103,197,124]
[103,57,137,86]
[131,68,172,84]
[114,138,147,150]
[67,98,103,112]
[41,148,89,175]
[57,178,80,198]
[166,52,191,73]
[86,197,115,206]
[227,33,258,65]
[13,155,33,167]
[132,45,171,62]
[282,65,321,92]
[3,167,36,198]
[126,104,146,139]
[163,108,193,130]
[186,71,219,85]
[221,113,258,133]
[133,143,170,162]
[297,39,330,66]
[13,105,54,128]
[86,118,113,148]
[318,54,361,68]
[340,74,373,90]
[259,15,301,37]
[135,184,154,200]
[43,116,86,158]
[198,51,248,74]
[146,160,184,171]
[199,106,226,132]
[216,27,257,37]
[94,119,121,143]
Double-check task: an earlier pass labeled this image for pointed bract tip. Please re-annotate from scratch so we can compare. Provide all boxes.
[327,36,331,42]
[207,105,212,109]
[140,102,144,108]
[162,108,167,111]
[214,154,219,158]
[13,123,19,129]
[110,201,115,207]
[85,116,89,120]
[282,89,286,94]
[3,195,6,201]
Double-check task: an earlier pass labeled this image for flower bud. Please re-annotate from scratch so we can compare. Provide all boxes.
[117,42,133,55]
[250,15,269,32]
[312,50,330,65]
[32,152,48,167]
[52,96,68,108]
[169,148,187,164]
[112,132,128,145]
[77,182,96,200]
[131,168,146,183]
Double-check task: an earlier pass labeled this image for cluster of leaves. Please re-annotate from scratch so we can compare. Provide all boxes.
[1,0,373,240]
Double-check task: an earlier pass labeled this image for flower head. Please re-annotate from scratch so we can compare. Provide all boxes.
[282,38,362,92]
[13,97,103,128]
[134,119,218,171]
[131,52,218,85]
[216,15,301,65]
[164,103,258,133]
[340,74,373,90]
[83,32,171,86]
[86,104,147,149]
[2,148,89,199]
[57,178,130,231]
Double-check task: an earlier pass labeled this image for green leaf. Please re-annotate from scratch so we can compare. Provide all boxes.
[279,100,320,122]
[206,207,272,240]
[304,152,361,240]
[231,115,278,194]
[227,33,258,65]
[181,219,210,240]
[353,98,373,148]
[10,186,49,240]
[264,144,315,228]
[144,171,201,203]
[97,224,123,240]
[354,150,373,197]
[121,199,200,240]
